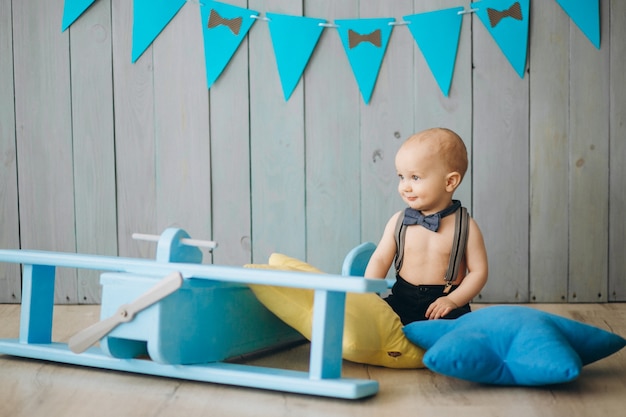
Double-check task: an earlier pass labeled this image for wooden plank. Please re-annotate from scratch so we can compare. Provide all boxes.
[152,3,212,263]
[528,1,569,302]
[412,0,473,209]
[472,6,530,302]
[304,0,360,274]
[249,0,306,264]
[68,0,118,303]
[0,0,21,303]
[357,0,473,280]
[568,1,610,303]
[609,1,626,301]
[111,0,157,260]
[358,0,415,280]
[12,0,77,303]
[209,0,253,267]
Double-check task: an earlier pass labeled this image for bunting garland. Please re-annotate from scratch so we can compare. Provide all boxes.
[472,0,530,78]
[61,0,97,31]
[554,0,600,49]
[199,1,259,88]
[267,13,326,100]
[61,0,603,104]
[404,7,465,97]
[336,18,395,104]
[131,0,187,63]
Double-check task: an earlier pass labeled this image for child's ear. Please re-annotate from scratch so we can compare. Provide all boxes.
[445,172,462,192]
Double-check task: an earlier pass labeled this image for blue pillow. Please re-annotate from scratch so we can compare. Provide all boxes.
[403,305,626,386]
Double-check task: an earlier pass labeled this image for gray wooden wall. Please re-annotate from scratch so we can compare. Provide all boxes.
[1,0,624,304]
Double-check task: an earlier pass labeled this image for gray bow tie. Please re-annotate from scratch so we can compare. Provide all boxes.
[402,200,461,232]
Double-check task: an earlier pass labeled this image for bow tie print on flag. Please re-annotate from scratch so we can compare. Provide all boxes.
[471,0,530,78]
[487,1,523,27]
[200,1,259,89]
[207,9,243,35]
[61,0,97,31]
[404,7,464,97]
[554,0,600,49]
[267,13,326,101]
[335,18,395,105]
[348,29,382,48]
[131,0,187,63]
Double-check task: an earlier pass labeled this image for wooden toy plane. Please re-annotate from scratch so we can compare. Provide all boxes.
[0,228,387,399]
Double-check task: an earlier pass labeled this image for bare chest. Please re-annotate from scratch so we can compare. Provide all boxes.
[398,221,458,285]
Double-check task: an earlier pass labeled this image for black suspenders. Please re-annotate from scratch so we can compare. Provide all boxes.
[393,207,470,293]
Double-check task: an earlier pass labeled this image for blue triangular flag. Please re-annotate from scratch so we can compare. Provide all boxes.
[131,0,186,63]
[335,18,395,104]
[267,13,326,101]
[62,0,98,31]
[404,7,464,97]
[200,1,259,89]
[554,0,600,49]
[471,0,530,78]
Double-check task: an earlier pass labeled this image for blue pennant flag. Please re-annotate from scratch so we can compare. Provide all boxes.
[335,18,395,104]
[200,1,259,89]
[132,0,186,63]
[62,0,98,31]
[471,0,530,78]
[554,0,600,49]
[404,7,464,97]
[267,13,326,101]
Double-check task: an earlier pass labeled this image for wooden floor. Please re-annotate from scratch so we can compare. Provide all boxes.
[1,303,625,417]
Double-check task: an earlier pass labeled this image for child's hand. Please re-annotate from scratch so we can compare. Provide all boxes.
[425,297,459,320]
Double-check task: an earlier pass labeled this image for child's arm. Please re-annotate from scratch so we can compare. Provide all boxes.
[425,218,488,320]
[364,212,402,279]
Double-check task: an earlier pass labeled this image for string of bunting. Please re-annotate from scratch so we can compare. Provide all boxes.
[62,0,600,104]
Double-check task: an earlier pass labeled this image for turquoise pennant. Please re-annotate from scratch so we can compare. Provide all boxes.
[61,0,98,31]
[554,0,600,49]
[335,18,395,105]
[267,13,326,101]
[471,0,530,78]
[200,0,259,89]
[131,0,186,63]
[404,7,464,97]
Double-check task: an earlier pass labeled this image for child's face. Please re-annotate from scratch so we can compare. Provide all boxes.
[395,141,452,215]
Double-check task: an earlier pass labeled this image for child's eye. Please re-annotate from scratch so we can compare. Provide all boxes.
[398,174,404,180]
[412,175,420,181]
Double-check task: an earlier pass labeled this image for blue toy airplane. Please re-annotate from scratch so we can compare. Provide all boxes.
[0,228,386,399]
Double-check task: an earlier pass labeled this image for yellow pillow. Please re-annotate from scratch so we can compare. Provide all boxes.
[246,253,424,368]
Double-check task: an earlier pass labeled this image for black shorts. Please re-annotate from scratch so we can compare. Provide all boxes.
[384,275,471,325]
